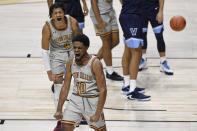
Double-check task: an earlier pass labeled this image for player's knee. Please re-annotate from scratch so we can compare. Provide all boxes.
[112,37,119,48]
[153,25,163,34]
[112,39,119,48]
[102,43,111,51]
[135,44,142,51]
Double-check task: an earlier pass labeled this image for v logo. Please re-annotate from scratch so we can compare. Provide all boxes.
[130,28,138,36]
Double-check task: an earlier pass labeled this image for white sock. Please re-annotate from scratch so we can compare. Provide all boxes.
[160,56,167,64]
[142,54,147,60]
[129,80,136,92]
[123,75,130,87]
[54,83,62,109]
[106,66,114,75]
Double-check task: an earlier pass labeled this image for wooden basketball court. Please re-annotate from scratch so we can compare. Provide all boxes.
[0,0,197,130]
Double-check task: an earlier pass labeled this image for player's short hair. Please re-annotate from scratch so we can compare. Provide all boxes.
[72,34,90,47]
[49,3,65,18]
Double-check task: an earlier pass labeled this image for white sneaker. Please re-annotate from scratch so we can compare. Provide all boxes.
[139,58,148,71]
[160,60,173,75]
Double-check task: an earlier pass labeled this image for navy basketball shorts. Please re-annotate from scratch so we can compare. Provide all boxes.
[119,13,143,48]
[142,7,164,33]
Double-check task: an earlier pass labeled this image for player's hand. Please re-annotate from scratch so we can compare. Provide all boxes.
[90,114,100,122]
[95,21,107,31]
[54,111,63,120]
[47,71,54,81]
[83,5,89,16]
[156,11,163,24]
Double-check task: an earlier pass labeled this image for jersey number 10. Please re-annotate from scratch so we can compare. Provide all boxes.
[76,82,86,94]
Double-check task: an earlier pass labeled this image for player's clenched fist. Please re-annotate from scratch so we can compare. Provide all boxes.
[90,114,100,122]
[54,111,63,120]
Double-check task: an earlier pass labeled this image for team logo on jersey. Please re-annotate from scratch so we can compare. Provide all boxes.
[106,0,112,3]
[64,42,71,49]
[130,28,138,36]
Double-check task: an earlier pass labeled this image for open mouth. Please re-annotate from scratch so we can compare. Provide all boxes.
[57,17,62,21]
[75,54,80,59]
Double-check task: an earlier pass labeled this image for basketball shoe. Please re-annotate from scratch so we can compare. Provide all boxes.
[160,60,173,75]
[106,71,123,81]
[139,58,148,71]
[127,91,151,101]
[122,86,145,95]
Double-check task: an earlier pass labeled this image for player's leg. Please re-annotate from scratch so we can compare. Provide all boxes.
[51,65,64,131]
[90,13,123,81]
[97,31,119,60]
[82,97,107,131]
[139,13,149,71]
[50,52,71,131]
[119,13,150,101]
[99,34,112,66]
[61,95,83,131]
[150,9,173,75]
[121,44,130,94]
[121,43,145,95]
[105,10,123,81]
[126,42,150,101]
[97,9,120,60]
[99,34,123,81]
[51,57,68,108]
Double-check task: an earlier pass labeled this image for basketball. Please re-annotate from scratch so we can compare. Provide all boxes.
[170,15,186,31]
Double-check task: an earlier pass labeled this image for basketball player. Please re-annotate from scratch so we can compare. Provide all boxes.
[54,34,107,131]
[119,0,151,100]
[41,3,80,131]
[47,0,88,31]
[139,0,173,75]
[90,0,123,81]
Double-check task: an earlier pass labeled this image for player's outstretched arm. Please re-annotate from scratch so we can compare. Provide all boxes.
[90,58,107,122]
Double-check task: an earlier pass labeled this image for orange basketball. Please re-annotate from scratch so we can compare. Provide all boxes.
[170,15,186,31]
